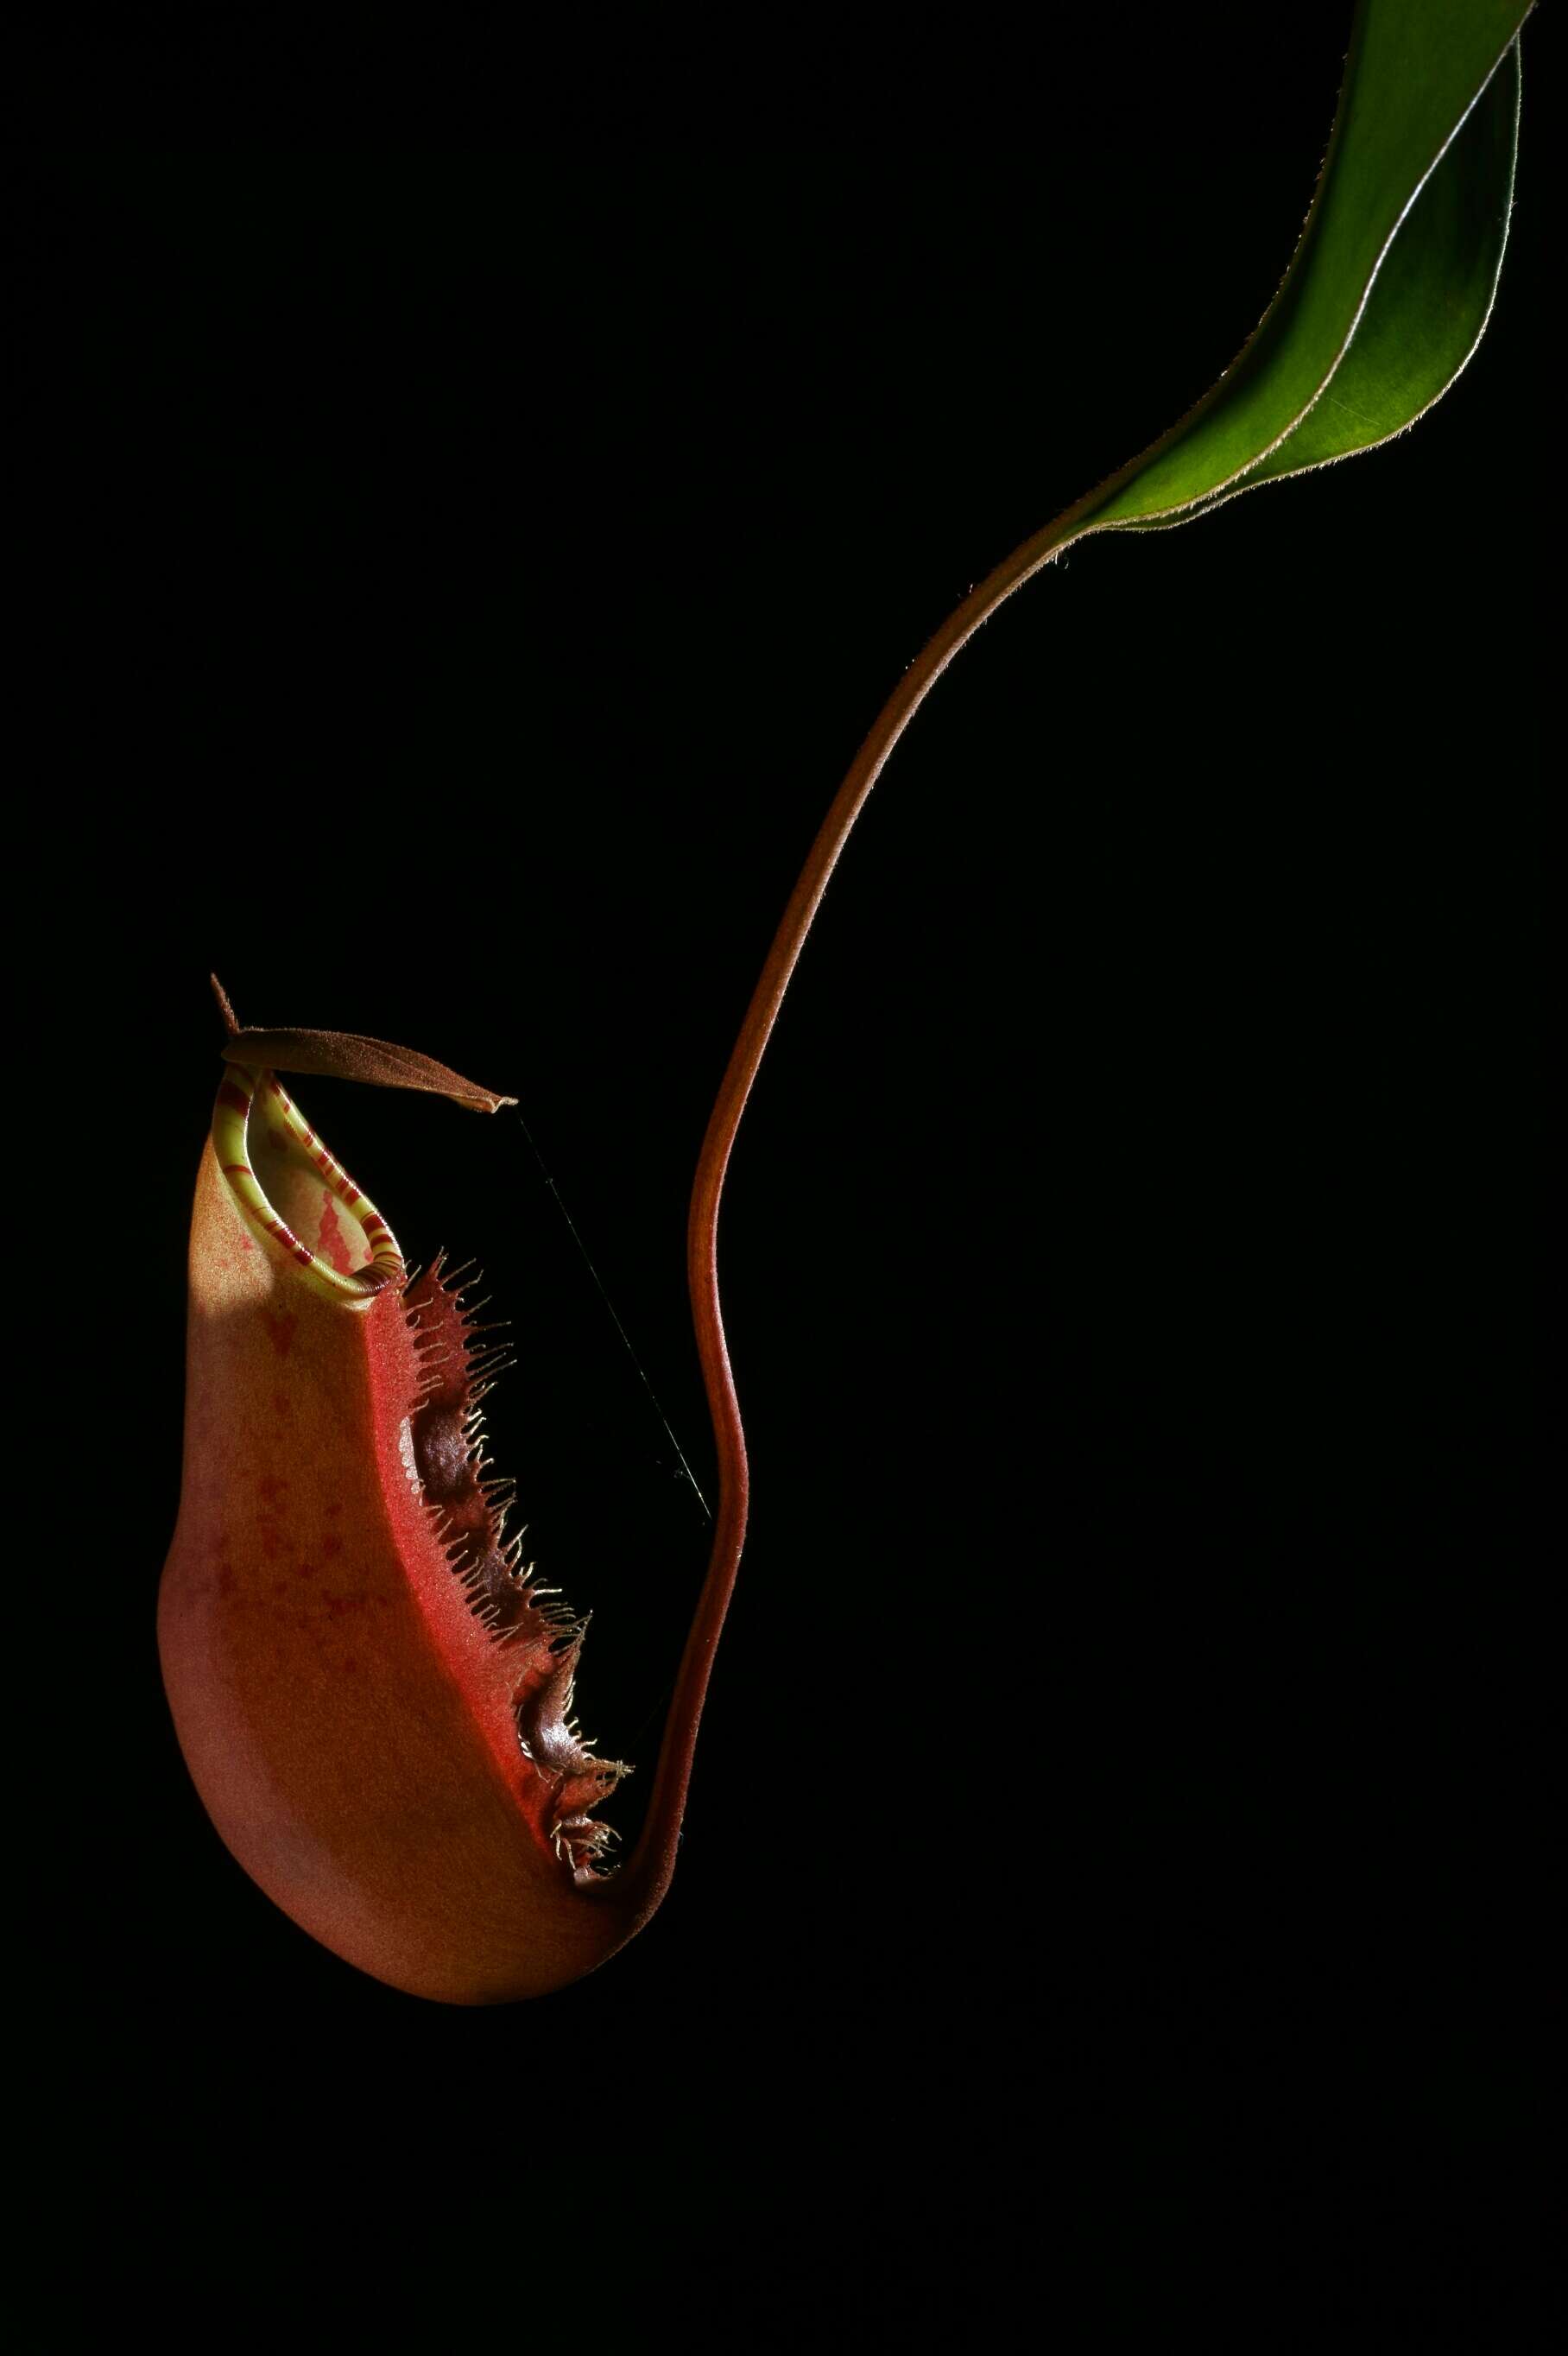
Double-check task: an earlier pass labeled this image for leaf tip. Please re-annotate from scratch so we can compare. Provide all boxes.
[210,972,241,1036]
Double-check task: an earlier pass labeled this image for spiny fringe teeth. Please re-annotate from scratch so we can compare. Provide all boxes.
[494,1608,575,1656]
[551,1820,623,1855]
[411,1253,625,1832]
[553,1812,625,1853]
[551,1821,622,1867]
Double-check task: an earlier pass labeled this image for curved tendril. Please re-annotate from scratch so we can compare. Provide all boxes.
[615,502,1084,1922]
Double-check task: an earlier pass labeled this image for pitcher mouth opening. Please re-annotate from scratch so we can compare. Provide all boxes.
[212,1064,406,1305]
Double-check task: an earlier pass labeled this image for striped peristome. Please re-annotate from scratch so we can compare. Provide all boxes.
[212,1062,407,1304]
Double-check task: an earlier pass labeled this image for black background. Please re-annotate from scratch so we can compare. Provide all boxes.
[15,10,1551,2330]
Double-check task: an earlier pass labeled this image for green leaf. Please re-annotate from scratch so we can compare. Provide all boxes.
[1065,0,1529,546]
